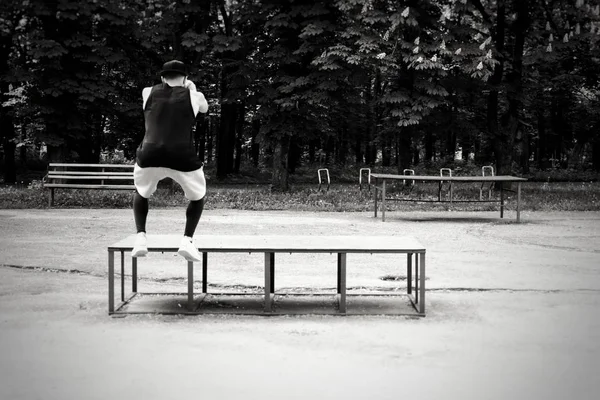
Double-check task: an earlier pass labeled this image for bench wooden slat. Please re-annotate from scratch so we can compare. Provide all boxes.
[47,171,133,176]
[48,163,134,169]
[44,184,136,190]
[47,175,133,180]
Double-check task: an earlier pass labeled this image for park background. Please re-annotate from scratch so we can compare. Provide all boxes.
[1,2,600,399]
[1,0,600,197]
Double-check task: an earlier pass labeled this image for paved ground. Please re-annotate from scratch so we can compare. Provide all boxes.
[1,209,599,399]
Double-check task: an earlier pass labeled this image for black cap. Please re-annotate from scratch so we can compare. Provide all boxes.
[160,60,188,77]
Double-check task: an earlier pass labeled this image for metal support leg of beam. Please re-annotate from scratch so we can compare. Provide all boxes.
[187,261,194,311]
[337,253,342,294]
[500,185,504,218]
[264,253,273,312]
[374,179,378,218]
[108,251,114,314]
[120,251,125,302]
[202,252,208,293]
[517,182,521,223]
[407,253,412,295]
[382,180,386,222]
[132,256,137,293]
[419,252,426,314]
[415,254,419,304]
[338,253,346,313]
[270,253,275,294]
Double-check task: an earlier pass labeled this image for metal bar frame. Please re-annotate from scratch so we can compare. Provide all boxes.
[382,179,387,222]
[202,252,208,293]
[359,168,371,191]
[187,261,194,311]
[338,253,347,313]
[374,178,379,218]
[317,168,330,191]
[108,247,426,317]
[373,178,524,222]
[108,252,198,315]
[407,253,412,295]
[500,184,504,218]
[132,257,137,293]
[264,252,273,312]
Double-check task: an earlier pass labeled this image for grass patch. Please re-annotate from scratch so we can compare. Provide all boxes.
[1,181,599,212]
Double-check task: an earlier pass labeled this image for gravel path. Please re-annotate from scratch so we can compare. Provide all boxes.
[1,209,599,399]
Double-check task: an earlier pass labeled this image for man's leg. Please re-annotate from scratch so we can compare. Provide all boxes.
[184,197,205,237]
[172,167,207,262]
[132,191,149,257]
[178,197,205,262]
[133,191,149,233]
[132,165,163,258]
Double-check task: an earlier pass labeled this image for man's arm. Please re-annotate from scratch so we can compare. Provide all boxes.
[142,87,152,109]
[185,80,209,116]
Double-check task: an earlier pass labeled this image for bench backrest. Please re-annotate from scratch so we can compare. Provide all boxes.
[46,163,134,184]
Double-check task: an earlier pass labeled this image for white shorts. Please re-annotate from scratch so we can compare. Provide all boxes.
[134,164,206,201]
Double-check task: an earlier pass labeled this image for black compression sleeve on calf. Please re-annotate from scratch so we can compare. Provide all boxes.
[133,191,149,233]
[184,197,205,237]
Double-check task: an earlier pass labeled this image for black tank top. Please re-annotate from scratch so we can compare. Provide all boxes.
[136,84,203,171]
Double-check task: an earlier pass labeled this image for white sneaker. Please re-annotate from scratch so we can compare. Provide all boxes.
[132,232,148,258]
[178,236,202,262]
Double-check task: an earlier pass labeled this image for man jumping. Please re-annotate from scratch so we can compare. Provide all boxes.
[131,60,209,262]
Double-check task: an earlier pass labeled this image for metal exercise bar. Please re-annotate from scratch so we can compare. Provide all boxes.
[359,168,371,191]
[318,168,330,191]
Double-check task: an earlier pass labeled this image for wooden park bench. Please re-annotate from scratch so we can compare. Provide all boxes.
[43,163,135,207]
[107,234,427,316]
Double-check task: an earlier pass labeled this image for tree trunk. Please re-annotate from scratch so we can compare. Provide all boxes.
[250,119,260,167]
[397,128,412,172]
[520,130,530,174]
[536,111,548,168]
[497,0,529,179]
[288,137,301,174]
[20,144,27,166]
[592,140,600,172]
[354,138,363,164]
[487,1,505,179]
[195,117,207,163]
[425,130,433,163]
[234,102,244,173]
[496,0,531,175]
[365,69,379,166]
[0,58,16,183]
[207,116,215,163]
[217,103,236,179]
[308,139,317,164]
[1,138,16,184]
[47,144,67,163]
[413,145,420,166]
[271,136,290,191]
[461,132,472,161]
[324,136,334,165]
[336,128,348,166]
[568,142,584,169]
[381,135,391,167]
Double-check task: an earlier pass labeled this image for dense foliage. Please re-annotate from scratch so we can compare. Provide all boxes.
[1,0,600,189]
